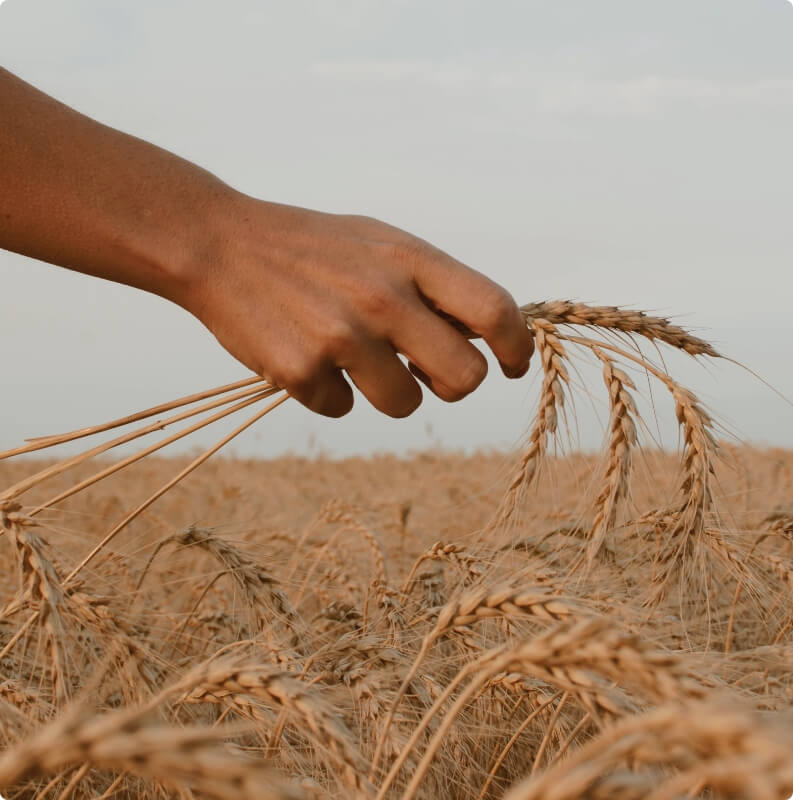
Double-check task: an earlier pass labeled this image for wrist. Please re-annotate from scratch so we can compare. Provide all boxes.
[171,193,321,319]
[155,180,247,317]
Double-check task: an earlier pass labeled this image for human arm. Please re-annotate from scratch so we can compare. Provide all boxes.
[0,67,533,417]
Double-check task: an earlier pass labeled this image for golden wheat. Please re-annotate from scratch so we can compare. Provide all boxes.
[1,301,790,799]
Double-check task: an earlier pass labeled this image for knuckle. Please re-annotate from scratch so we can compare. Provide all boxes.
[446,355,488,400]
[320,318,358,361]
[434,385,464,403]
[387,239,433,270]
[358,281,398,319]
[337,213,374,231]
[349,213,379,228]
[272,356,322,395]
[476,287,514,334]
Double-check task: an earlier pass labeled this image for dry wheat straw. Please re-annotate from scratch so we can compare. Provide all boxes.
[0,376,268,459]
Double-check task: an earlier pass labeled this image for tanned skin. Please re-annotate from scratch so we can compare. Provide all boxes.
[0,67,533,418]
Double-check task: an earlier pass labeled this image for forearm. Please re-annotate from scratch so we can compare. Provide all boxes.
[0,66,231,304]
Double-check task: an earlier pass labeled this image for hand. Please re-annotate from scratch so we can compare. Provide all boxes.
[0,66,532,411]
[179,197,534,418]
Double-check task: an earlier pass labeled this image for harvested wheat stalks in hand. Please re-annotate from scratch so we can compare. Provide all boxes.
[2,300,791,800]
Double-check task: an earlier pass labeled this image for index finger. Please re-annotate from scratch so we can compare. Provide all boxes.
[412,247,534,378]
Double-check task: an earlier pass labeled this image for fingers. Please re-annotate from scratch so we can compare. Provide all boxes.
[395,306,489,402]
[276,364,355,418]
[345,342,423,418]
[411,247,534,378]
[269,337,422,418]
[271,275,516,416]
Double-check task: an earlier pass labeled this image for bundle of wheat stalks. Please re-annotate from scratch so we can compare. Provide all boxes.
[1,301,792,800]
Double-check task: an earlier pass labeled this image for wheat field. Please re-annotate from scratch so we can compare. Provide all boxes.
[2,303,793,799]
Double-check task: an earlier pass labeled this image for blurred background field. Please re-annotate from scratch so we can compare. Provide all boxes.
[4,446,793,797]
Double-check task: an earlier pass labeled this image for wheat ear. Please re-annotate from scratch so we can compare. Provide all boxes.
[585,347,638,562]
[493,319,570,527]
[521,301,719,357]
[0,710,301,800]
[173,661,372,796]
[371,584,580,780]
[503,701,793,800]
[387,617,700,800]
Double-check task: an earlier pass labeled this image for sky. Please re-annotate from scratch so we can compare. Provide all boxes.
[1,0,792,459]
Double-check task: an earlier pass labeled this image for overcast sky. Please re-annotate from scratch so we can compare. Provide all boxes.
[1,0,792,458]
